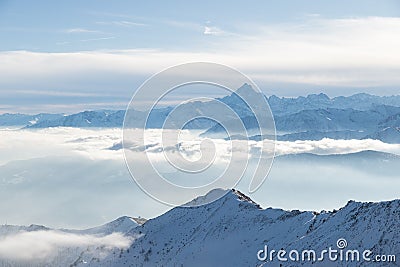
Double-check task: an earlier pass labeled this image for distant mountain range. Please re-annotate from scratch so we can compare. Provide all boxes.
[0,113,64,127]
[268,92,400,116]
[1,189,398,266]
[211,104,400,143]
[1,84,400,143]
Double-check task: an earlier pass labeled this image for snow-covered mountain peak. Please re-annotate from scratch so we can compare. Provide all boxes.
[80,216,141,235]
[1,190,399,266]
[98,191,399,266]
[233,83,266,102]
[183,188,263,208]
[231,189,261,207]
[306,92,330,101]
[26,224,49,231]
[184,188,230,206]
[234,83,258,95]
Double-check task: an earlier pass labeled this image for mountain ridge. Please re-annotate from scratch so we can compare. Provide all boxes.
[1,189,399,266]
[94,190,400,266]
[1,88,400,128]
[1,86,400,143]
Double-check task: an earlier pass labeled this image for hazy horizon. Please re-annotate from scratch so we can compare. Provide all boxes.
[1,89,400,115]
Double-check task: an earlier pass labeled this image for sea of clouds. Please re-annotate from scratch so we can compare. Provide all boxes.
[1,127,399,166]
[0,127,399,229]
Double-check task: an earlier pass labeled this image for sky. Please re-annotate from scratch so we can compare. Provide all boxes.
[0,0,400,113]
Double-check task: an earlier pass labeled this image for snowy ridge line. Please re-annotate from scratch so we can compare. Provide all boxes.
[0,189,399,266]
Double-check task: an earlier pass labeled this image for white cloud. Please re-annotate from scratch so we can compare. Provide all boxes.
[1,16,400,99]
[0,17,399,116]
[0,128,123,165]
[204,26,225,36]
[66,28,101,34]
[96,20,147,27]
[0,102,129,114]
[11,89,110,97]
[0,230,133,261]
[79,36,116,42]
[271,138,400,156]
[56,36,116,46]
[164,20,203,31]
[1,128,399,167]
[0,128,399,227]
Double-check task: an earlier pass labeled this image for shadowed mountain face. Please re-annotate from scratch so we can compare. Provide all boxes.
[1,189,398,266]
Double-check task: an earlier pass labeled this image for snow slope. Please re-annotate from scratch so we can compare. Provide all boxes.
[2,190,396,266]
[93,189,399,266]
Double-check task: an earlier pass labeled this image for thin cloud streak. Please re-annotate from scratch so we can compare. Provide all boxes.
[11,89,116,97]
[66,28,101,34]
[96,20,147,27]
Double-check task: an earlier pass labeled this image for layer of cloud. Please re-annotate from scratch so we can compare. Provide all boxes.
[1,128,399,166]
[0,230,133,261]
[272,138,400,156]
[0,127,399,227]
[0,128,122,165]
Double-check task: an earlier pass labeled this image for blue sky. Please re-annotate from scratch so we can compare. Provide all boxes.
[0,0,400,113]
[1,0,399,52]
